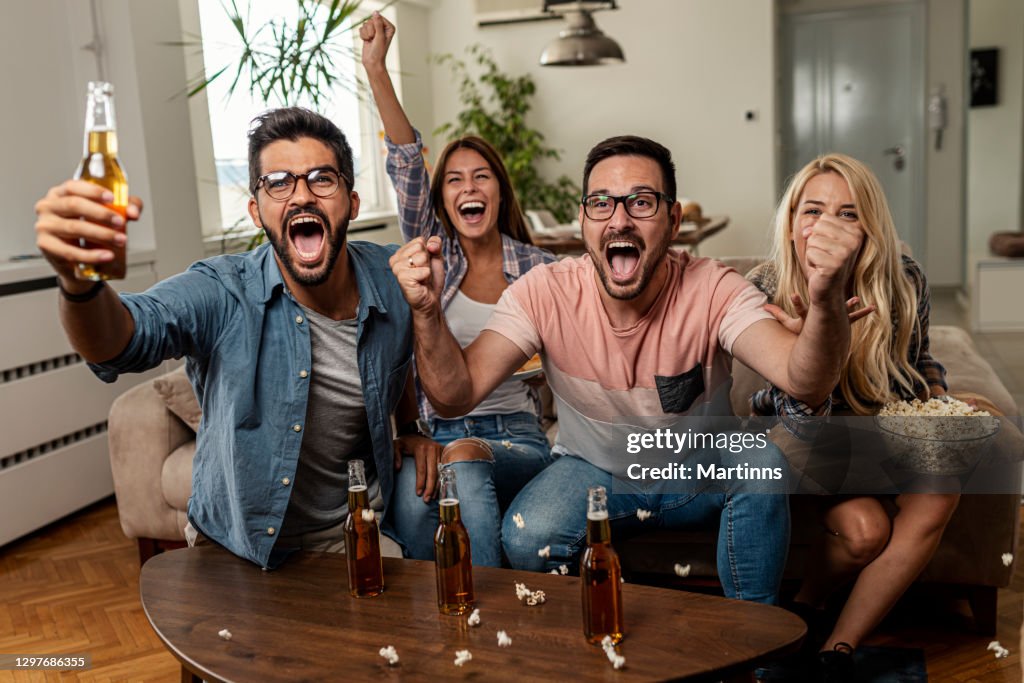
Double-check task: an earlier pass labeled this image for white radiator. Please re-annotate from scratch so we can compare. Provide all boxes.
[0,261,164,547]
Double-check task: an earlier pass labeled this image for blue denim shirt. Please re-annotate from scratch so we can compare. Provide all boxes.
[90,242,412,568]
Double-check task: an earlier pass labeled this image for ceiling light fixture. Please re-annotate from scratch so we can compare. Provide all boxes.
[539,1,624,67]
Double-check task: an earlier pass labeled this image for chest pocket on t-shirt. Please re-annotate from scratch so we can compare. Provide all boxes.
[655,363,705,414]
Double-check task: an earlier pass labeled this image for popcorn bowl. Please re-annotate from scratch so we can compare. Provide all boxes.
[874,414,1001,475]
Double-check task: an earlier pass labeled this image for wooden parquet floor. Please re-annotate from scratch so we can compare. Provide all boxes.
[0,496,1021,682]
[0,499,178,682]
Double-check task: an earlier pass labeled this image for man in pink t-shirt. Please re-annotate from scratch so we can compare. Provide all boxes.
[391,136,862,605]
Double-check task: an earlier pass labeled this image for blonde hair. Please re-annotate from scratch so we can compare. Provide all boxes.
[769,153,924,414]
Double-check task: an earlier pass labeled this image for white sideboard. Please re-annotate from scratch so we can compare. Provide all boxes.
[973,257,1024,332]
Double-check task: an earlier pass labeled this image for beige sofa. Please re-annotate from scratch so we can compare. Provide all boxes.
[107,259,1021,633]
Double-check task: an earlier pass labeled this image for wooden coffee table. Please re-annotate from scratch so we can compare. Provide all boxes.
[140,546,804,682]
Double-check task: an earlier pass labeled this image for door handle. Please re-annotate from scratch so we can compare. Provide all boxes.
[883,145,906,171]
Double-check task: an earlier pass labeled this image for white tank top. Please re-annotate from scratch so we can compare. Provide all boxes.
[445,290,535,418]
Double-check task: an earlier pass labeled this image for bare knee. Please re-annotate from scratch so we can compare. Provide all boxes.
[826,500,891,566]
[441,438,494,465]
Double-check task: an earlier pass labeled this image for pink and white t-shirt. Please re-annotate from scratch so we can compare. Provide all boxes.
[484,251,771,474]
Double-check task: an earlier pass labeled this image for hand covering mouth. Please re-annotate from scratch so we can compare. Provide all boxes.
[604,238,643,280]
[287,211,327,261]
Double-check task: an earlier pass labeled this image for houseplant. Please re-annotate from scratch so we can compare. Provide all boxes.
[187,0,369,106]
[183,0,382,250]
[434,44,581,224]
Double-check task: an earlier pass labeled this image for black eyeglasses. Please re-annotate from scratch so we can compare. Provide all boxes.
[256,168,348,201]
[581,191,674,220]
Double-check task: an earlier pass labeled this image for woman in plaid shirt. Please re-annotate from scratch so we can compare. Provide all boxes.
[749,153,956,681]
[361,14,556,566]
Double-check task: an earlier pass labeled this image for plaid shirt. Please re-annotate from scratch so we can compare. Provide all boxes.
[385,131,557,421]
[747,255,947,440]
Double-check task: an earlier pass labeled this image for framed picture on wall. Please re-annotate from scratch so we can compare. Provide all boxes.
[970,48,999,108]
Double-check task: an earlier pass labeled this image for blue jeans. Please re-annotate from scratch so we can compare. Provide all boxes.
[500,446,791,604]
[391,412,555,567]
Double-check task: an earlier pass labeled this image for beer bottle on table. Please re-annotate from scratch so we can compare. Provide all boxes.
[434,467,474,615]
[581,485,623,644]
[74,81,129,281]
[342,459,384,598]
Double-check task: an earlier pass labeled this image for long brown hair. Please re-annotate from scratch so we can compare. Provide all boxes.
[429,136,533,245]
[770,153,924,414]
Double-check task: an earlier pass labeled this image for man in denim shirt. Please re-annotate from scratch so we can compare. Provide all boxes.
[34,108,429,568]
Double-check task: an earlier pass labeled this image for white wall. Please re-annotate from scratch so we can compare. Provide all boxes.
[422,0,974,284]
[967,0,1024,264]
[0,0,204,278]
[424,0,779,258]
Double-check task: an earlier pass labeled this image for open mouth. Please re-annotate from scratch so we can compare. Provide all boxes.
[457,200,487,225]
[605,240,642,282]
[288,214,326,263]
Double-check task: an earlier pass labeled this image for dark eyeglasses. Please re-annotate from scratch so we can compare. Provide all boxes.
[581,191,674,220]
[256,168,347,201]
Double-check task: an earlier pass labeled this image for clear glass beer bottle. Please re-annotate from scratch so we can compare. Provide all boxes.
[434,467,474,615]
[581,485,623,644]
[74,81,129,281]
[342,459,384,597]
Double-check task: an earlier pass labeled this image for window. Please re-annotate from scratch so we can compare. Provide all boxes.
[192,0,393,239]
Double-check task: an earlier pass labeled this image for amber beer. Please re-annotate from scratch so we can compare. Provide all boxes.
[75,81,128,281]
[342,460,384,597]
[581,486,623,644]
[434,468,474,615]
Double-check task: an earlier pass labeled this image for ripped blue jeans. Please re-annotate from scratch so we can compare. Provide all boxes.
[391,412,555,567]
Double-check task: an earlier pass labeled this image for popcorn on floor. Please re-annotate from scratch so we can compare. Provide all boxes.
[1002,552,1013,567]
[601,635,626,670]
[217,628,232,640]
[512,513,525,529]
[538,545,551,558]
[454,649,473,667]
[674,563,691,577]
[467,608,481,627]
[379,645,399,666]
[497,630,512,647]
[636,509,653,521]
[988,641,1010,659]
[558,564,569,575]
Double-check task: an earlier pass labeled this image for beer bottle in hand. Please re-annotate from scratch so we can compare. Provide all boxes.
[581,486,623,644]
[434,467,474,615]
[342,459,384,597]
[75,81,128,281]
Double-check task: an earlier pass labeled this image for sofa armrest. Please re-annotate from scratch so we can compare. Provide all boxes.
[107,374,194,541]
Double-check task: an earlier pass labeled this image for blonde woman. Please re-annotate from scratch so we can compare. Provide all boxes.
[748,153,958,681]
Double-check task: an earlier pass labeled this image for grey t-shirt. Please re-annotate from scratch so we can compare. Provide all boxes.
[278,304,382,541]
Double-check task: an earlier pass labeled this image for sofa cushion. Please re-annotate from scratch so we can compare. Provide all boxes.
[161,441,195,511]
[930,326,1018,417]
[152,367,201,432]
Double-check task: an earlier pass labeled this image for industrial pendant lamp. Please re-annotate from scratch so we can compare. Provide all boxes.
[539,1,624,67]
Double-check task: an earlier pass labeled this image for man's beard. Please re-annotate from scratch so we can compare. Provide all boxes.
[261,205,349,287]
[586,229,670,301]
